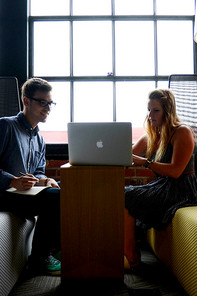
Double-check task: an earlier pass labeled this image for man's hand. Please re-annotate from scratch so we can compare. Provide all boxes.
[45,178,60,188]
[37,177,60,188]
[10,174,39,191]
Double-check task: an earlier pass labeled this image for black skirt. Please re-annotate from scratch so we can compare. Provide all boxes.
[125,173,197,230]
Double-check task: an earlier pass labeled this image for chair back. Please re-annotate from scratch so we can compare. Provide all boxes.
[0,77,21,117]
[169,74,197,174]
[168,74,197,136]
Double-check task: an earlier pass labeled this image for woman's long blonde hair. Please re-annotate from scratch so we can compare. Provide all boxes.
[145,89,182,161]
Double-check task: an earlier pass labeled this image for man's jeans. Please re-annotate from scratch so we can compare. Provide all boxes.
[1,187,60,259]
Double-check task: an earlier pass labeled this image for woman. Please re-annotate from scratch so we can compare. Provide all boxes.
[124,89,197,269]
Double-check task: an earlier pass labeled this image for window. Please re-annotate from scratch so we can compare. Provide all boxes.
[29,0,195,143]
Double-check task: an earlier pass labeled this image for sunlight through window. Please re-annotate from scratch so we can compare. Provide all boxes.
[29,0,195,143]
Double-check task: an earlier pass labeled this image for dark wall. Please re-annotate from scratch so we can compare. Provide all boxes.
[0,0,28,92]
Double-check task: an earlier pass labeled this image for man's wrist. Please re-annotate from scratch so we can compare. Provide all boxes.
[10,177,18,188]
[45,178,50,186]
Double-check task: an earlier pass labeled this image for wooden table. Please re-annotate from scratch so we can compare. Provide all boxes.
[60,163,125,280]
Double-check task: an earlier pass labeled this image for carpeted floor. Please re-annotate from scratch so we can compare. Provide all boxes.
[9,243,188,296]
[9,275,61,296]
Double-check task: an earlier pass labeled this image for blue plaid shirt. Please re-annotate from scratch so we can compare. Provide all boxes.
[0,112,46,191]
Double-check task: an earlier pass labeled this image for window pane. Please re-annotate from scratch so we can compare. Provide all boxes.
[74,82,113,122]
[116,81,154,125]
[33,22,70,76]
[157,81,169,89]
[157,21,193,75]
[30,0,69,16]
[39,82,70,143]
[73,22,112,76]
[73,0,111,15]
[157,0,195,15]
[116,82,155,142]
[116,21,154,76]
[115,0,153,15]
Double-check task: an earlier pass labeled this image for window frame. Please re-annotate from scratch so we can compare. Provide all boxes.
[28,0,197,159]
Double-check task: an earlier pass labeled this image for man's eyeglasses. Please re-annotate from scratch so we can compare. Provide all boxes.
[28,97,56,108]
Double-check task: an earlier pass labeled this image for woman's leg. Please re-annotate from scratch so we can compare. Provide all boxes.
[124,209,140,267]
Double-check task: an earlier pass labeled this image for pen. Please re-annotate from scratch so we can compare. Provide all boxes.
[20,172,39,183]
[20,172,28,176]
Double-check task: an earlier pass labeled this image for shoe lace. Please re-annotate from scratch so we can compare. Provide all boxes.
[47,255,60,265]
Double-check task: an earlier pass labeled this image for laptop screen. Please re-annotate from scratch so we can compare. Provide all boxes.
[68,122,132,166]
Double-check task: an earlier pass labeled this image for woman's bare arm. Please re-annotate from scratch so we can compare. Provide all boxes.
[132,134,147,156]
[133,126,195,179]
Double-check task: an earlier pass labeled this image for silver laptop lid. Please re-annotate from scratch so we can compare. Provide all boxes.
[68,122,132,166]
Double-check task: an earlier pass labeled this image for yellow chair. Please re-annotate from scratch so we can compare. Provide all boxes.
[147,206,197,296]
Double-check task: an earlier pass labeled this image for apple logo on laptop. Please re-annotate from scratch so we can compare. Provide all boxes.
[96,140,103,148]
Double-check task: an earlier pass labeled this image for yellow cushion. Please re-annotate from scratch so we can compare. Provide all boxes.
[147,207,197,296]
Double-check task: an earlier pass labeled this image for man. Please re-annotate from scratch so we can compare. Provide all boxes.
[0,77,61,275]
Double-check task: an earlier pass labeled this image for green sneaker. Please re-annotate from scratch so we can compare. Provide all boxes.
[45,255,61,276]
[54,251,61,261]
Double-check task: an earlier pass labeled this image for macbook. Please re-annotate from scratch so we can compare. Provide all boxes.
[67,122,132,166]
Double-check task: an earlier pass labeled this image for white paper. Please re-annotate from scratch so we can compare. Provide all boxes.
[6,186,49,195]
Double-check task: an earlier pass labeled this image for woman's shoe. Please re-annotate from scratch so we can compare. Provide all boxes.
[124,250,141,270]
[124,256,140,270]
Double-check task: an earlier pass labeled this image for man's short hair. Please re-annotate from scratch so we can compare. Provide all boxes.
[22,77,52,98]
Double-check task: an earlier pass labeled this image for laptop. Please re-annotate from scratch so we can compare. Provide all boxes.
[67,122,132,166]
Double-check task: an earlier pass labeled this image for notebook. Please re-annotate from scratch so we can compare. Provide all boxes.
[67,122,132,166]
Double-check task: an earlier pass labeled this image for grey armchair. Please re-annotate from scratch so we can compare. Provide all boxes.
[0,77,36,296]
[0,77,22,117]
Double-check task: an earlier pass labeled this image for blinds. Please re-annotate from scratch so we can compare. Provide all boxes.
[169,75,197,136]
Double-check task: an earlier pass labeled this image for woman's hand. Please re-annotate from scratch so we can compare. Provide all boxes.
[132,154,147,166]
[132,126,195,178]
